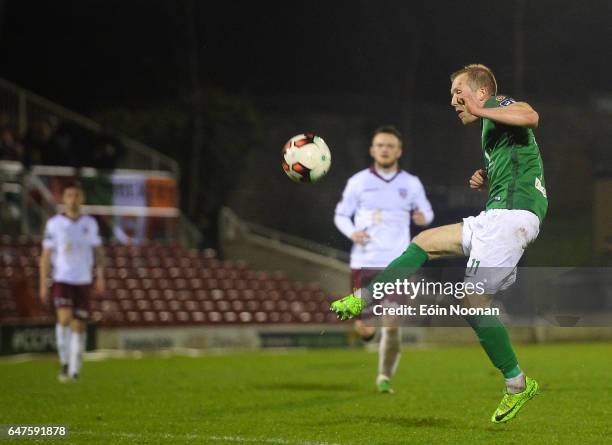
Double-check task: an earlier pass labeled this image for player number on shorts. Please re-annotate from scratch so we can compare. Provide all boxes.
[467,259,480,274]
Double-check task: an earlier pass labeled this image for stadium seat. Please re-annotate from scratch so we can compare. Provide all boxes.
[143,311,157,323]
[0,238,333,326]
[158,311,174,323]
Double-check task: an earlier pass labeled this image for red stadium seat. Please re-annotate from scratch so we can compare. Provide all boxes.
[238,312,252,323]
[176,311,189,323]
[223,311,238,323]
[191,311,206,323]
[147,289,162,300]
[254,312,267,323]
[168,300,182,311]
[119,300,134,311]
[158,311,175,323]
[143,311,157,323]
[194,289,209,300]
[184,300,199,311]
[126,311,142,323]
[153,300,168,311]
[216,300,230,311]
[136,300,151,311]
[201,300,214,311]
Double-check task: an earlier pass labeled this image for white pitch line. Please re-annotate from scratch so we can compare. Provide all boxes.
[208,435,343,445]
[75,430,344,445]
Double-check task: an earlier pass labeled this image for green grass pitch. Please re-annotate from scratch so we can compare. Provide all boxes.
[1,343,610,444]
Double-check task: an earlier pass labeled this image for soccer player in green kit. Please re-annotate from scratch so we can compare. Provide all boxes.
[331,64,547,423]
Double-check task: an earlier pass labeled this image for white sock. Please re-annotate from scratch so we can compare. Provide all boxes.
[377,327,401,383]
[505,372,526,394]
[55,324,71,366]
[68,332,85,376]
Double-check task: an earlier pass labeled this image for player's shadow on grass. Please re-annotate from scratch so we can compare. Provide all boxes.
[354,415,452,429]
[255,382,354,392]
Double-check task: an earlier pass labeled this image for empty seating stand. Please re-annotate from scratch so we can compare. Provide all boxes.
[0,236,338,326]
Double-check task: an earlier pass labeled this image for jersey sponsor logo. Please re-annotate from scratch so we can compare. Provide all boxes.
[398,188,408,199]
[500,98,515,107]
[372,209,383,224]
[535,177,547,198]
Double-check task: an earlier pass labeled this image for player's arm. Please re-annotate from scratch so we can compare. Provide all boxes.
[90,218,106,294]
[40,220,56,305]
[411,178,434,227]
[459,91,539,129]
[334,177,369,245]
[39,248,51,304]
[469,169,488,191]
[475,102,539,129]
[94,245,106,294]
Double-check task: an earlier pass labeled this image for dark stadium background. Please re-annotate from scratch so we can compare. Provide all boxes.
[1,2,611,443]
[1,0,611,262]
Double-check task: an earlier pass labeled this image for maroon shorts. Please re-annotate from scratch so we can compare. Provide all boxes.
[351,268,409,308]
[350,268,381,292]
[52,282,91,320]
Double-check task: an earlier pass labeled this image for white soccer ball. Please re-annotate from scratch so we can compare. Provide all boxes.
[281,133,331,183]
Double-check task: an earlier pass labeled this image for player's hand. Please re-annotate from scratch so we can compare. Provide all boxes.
[40,284,49,305]
[458,90,482,117]
[95,277,106,295]
[469,169,488,191]
[411,209,427,226]
[351,230,370,246]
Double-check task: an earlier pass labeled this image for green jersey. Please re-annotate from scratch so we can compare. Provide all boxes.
[481,95,548,222]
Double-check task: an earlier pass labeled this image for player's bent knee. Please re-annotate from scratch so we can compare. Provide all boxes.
[412,229,436,255]
[56,308,73,326]
[412,224,463,259]
[71,319,86,333]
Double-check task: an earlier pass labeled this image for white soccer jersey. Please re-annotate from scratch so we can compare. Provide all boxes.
[335,168,434,268]
[42,214,102,285]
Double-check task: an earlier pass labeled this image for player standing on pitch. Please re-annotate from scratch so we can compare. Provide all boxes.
[334,125,434,393]
[39,183,106,382]
[331,64,547,423]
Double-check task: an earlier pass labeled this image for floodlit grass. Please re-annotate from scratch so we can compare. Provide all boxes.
[1,343,610,444]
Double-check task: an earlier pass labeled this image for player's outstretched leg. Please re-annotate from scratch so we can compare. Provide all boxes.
[330,243,428,319]
[330,224,464,320]
[464,312,539,423]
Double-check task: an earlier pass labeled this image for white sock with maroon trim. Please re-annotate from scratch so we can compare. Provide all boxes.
[55,324,70,366]
[377,327,401,382]
[68,332,84,377]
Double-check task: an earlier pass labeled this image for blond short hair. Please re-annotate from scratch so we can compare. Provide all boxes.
[450,64,498,96]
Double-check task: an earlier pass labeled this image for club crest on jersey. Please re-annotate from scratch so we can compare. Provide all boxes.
[398,188,408,199]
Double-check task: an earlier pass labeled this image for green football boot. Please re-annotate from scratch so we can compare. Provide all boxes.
[491,376,539,423]
[376,378,394,394]
[330,294,365,320]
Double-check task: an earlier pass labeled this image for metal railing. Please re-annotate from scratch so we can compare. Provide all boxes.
[220,207,350,264]
[0,77,179,177]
